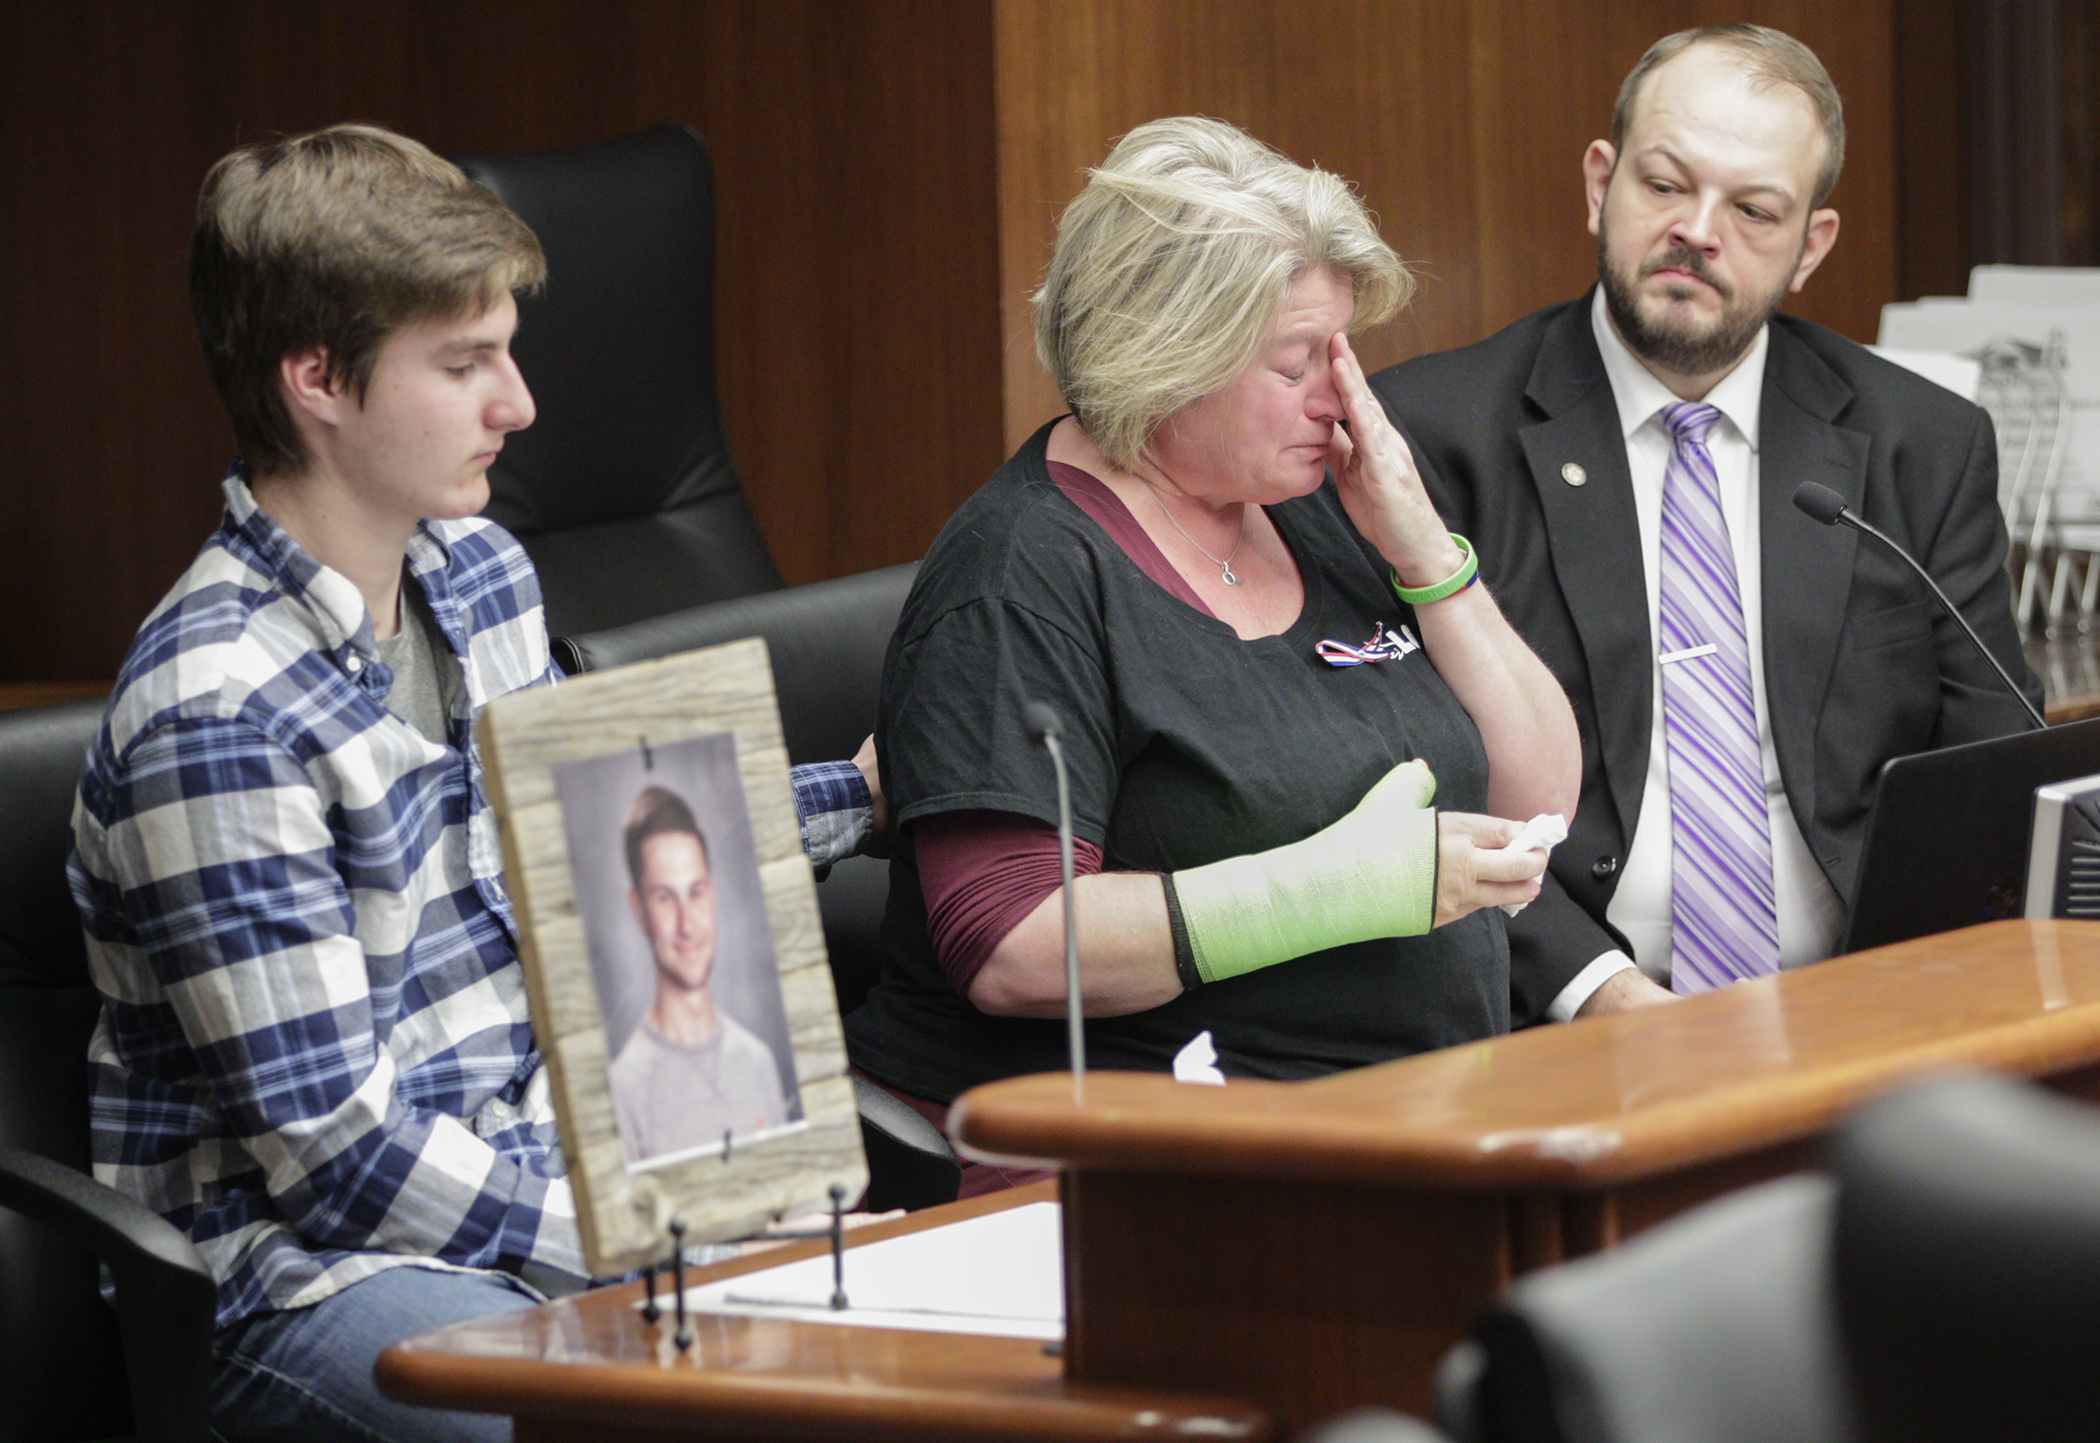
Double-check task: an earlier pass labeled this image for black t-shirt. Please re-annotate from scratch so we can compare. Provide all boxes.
[846,423,1508,1100]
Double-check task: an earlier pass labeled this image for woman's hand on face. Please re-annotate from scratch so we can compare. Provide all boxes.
[1433,811,1546,929]
[1326,331,1466,586]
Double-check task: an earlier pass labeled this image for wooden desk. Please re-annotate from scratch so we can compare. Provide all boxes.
[386,921,2100,1438]
[953,920,2100,1428]
[377,1183,1274,1443]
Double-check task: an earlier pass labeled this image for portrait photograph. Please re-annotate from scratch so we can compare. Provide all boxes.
[554,731,806,1170]
[477,636,866,1273]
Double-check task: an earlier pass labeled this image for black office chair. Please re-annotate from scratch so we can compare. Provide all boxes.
[556,561,958,1211]
[0,699,215,1443]
[1410,1068,2100,1443]
[1432,1174,1851,1443]
[1288,1171,1847,1443]
[1833,1071,2100,1443]
[557,560,917,1012]
[454,124,786,639]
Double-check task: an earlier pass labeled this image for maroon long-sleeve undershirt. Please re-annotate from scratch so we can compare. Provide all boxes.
[914,459,1208,991]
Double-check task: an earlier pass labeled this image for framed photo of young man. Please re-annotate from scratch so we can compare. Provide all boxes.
[479,638,866,1276]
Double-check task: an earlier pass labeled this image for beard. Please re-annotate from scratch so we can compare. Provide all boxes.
[1597,230,1798,380]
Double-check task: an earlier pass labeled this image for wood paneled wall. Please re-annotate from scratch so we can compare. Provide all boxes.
[0,2,1917,684]
[0,0,1003,683]
[994,0,1898,448]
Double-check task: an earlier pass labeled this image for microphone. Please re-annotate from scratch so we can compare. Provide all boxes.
[1792,482,1849,527]
[1791,483,2045,731]
[1024,701,1086,1099]
[1022,702,1063,744]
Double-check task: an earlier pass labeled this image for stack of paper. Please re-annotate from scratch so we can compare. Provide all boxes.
[669,1200,1065,1341]
[1877,266,2100,631]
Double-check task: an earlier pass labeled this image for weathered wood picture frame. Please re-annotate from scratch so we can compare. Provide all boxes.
[479,638,866,1276]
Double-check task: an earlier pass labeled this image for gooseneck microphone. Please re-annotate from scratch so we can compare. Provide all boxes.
[1792,482,2046,731]
[1023,701,1086,1099]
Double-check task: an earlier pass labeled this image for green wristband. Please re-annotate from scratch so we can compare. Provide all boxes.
[1170,760,1441,985]
[1391,534,1479,606]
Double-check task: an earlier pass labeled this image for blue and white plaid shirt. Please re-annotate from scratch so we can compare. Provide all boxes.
[71,476,871,1330]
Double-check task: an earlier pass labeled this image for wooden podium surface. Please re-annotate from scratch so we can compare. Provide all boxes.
[956,919,2100,1427]
[383,921,2100,1438]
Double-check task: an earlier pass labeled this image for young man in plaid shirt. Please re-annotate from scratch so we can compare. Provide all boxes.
[69,125,876,1443]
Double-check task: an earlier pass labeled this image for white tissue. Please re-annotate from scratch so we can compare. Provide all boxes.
[1172,1030,1227,1085]
[1497,813,1568,917]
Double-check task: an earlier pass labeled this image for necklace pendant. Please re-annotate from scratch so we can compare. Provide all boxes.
[1221,561,1243,586]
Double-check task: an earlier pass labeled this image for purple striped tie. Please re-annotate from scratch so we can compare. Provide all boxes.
[1657,401,1779,993]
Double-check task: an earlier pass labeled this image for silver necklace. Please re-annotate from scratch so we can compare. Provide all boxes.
[1145,485,1247,586]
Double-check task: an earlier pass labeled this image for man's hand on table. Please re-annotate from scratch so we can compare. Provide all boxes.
[1574,966,1679,1018]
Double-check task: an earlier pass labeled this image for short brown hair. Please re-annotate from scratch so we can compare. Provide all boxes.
[190,123,547,478]
[1035,116,1412,472]
[623,785,709,890]
[1613,25,1846,208]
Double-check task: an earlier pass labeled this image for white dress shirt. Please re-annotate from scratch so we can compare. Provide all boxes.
[1546,292,1846,1019]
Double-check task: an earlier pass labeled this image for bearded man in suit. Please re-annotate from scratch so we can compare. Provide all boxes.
[1370,23,2038,1023]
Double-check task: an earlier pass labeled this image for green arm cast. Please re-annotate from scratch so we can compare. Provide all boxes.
[1172,760,1441,986]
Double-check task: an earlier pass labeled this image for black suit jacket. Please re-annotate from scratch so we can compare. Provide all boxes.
[1370,294,2040,1024]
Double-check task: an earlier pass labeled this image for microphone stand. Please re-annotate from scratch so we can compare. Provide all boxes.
[1792,483,2046,731]
[1024,702,1085,1103]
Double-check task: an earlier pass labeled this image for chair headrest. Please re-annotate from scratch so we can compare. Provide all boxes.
[456,124,739,535]
[556,562,918,765]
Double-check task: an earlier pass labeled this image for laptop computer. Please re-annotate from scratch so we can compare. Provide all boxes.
[1842,716,2100,954]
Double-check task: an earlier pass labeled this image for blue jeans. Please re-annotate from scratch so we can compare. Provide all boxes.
[211,1266,542,1443]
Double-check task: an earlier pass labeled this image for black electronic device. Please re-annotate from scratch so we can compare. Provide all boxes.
[1843,718,2100,953]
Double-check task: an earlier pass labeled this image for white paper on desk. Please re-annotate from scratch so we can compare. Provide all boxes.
[671,1201,1064,1340]
[1969,265,2100,306]
[1868,345,1983,401]
[1877,299,2100,542]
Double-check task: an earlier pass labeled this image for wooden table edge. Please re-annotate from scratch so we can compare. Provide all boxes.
[376,1346,1274,1442]
[952,921,2100,1190]
[377,1183,1276,1442]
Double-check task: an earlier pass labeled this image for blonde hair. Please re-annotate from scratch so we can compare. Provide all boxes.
[1034,116,1412,471]
[191,123,546,477]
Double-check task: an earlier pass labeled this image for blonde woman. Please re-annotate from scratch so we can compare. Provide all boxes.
[847,119,1578,1180]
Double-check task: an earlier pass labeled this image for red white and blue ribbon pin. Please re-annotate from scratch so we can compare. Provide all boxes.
[1316,621,1421,668]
